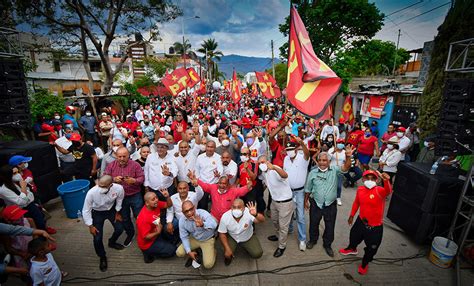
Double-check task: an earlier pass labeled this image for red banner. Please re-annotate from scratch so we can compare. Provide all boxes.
[360,95,388,119]
[340,95,355,124]
[231,70,241,103]
[161,67,189,96]
[186,67,201,88]
[255,71,281,99]
[286,7,342,118]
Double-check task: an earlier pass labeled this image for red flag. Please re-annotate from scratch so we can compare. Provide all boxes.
[286,7,342,118]
[231,70,241,103]
[251,82,259,97]
[197,77,206,95]
[340,95,354,124]
[255,71,281,99]
[161,67,190,96]
[186,67,201,88]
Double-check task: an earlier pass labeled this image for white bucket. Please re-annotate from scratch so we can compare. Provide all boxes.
[429,236,458,268]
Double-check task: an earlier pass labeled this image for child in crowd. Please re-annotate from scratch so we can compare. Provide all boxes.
[28,237,66,286]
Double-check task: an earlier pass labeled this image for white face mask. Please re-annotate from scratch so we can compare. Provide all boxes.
[318,167,328,172]
[54,115,60,120]
[22,163,28,169]
[287,150,296,158]
[112,146,119,153]
[424,141,429,148]
[12,173,22,182]
[86,112,92,116]
[231,209,243,218]
[99,186,111,194]
[66,124,73,129]
[259,163,268,172]
[222,139,230,147]
[364,180,377,189]
[240,155,249,163]
[387,144,394,150]
[396,132,404,138]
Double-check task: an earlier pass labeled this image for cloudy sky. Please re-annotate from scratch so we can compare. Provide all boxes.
[151,0,450,58]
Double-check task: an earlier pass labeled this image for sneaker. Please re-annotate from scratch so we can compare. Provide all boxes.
[339,248,358,256]
[299,241,306,251]
[108,242,125,250]
[46,227,57,234]
[358,264,369,275]
[337,198,342,206]
[123,235,134,247]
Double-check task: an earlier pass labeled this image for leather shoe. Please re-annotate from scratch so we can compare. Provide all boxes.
[184,257,193,268]
[306,241,316,249]
[325,247,334,257]
[267,235,278,241]
[143,254,154,264]
[224,256,233,266]
[273,247,286,257]
[108,242,125,250]
[99,256,107,272]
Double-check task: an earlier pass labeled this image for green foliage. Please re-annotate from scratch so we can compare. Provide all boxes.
[144,57,178,78]
[173,39,192,55]
[29,88,65,120]
[121,83,150,106]
[279,0,384,62]
[265,63,288,89]
[197,38,224,81]
[418,0,474,137]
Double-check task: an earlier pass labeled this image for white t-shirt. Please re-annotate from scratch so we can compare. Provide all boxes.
[261,167,293,201]
[29,253,61,286]
[283,153,309,189]
[218,208,255,243]
[195,153,223,184]
[328,148,346,167]
[222,160,238,185]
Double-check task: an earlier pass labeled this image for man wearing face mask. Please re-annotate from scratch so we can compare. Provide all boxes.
[244,129,266,162]
[339,170,392,275]
[257,155,293,258]
[82,175,125,272]
[378,137,402,183]
[221,151,238,185]
[100,139,124,177]
[283,139,310,251]
[63,106,82,131]
[320,119,339,141]
[396,126,411,162]
[79,110,97,145]
[175,140,201,187]
[416,137,437,164]
[195,141,223,210]
[218,200,264,265]
[304,146,353,257]
[140,116,155,142]
[329,139,347,206]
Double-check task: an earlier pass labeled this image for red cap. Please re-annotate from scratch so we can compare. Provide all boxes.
[64,120,73,124]
[66,106,76,112]
[69,133,81,142]
[221,116,227,121]
[231,120,241,127]
[397,126,406,132]
[362,170,379,178]
[339,117,345,123]
[1,205,28,221]
[336,138,345,143]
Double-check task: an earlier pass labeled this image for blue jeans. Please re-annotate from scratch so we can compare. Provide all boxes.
[92,208,123,257]
[288,189,306,242]
[121,192,144,238]
[337,176,343,199]
[142,236,177,258]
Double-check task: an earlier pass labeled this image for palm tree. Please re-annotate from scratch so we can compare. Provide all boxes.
[173,39,192,56]
[197,38,224,81]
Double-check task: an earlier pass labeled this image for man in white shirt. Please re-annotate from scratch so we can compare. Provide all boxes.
[166,181,204,231]
[396,126,411,161]
[320,119,340,141]
[195,141,223,209]
[82,175,125,272]
[257,155,294,258]
[221,151,238,185]
[218,199,264,265]
[283,139,310,251]
[175,140,201,184]
[144,138,178,197]
[328,139,347,206]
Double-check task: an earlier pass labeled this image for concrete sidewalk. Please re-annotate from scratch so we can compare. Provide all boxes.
[11,185,473,285]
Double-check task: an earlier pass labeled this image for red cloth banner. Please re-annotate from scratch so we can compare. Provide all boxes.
[231,70,241,103]
[186,67,201,88]
[161,67,190,96]
[340,95,355,124]
[255,71,281,99]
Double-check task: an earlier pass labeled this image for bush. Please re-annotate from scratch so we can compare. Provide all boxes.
[29,88,65,121]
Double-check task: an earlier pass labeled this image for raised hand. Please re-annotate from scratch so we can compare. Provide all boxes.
[159,188,170,198]
[161,164,171,176]
[213,169,221,178]
[254,128,262,138]
[193,215,204,227]
[246,178,253,190]
[344,145,355,157]
[166,222,174,234]
[246,201,257,216]
[176,123,184,133]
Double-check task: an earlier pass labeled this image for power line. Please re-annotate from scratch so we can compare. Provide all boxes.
[396,2,451,26]
[386,0,424,17]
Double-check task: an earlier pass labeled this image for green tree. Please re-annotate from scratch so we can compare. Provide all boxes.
[197,38,224,81]
[278,0,384,62]
[143,57,178,78]
[418,0,474,137]
[173,39,192,56]
[265,63,288,89]
[29,88,65,120]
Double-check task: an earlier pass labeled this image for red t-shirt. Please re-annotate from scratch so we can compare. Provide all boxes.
[123,121,139,133]
[270,140,285,168]
[238,161,258,187]
[242,117,253,129]
[350,180,392,226]
[346,130,364,146]
[136,201,167,251]
[357,135,377,155]
[171,120,187,142]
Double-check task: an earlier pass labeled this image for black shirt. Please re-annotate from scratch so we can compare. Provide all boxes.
[68,143,95,177]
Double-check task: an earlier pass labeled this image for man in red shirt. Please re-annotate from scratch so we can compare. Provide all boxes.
[346,122,364,147]
[136,192,175,264]
[122,115,139,134]
[242,110,253,136]
[188,171,252,222]
[171,111,188,142]
[339,170,392,275]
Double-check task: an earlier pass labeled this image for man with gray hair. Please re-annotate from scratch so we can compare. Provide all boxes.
[304,147,354,257]
[82,175,125,272]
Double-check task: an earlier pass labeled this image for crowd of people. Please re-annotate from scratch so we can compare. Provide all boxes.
[0,89,445,284]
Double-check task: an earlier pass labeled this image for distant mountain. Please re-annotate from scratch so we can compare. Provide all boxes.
[217,54,281,79]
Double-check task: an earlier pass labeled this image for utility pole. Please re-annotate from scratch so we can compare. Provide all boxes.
[392,29,401,75]
[271,40,275,78]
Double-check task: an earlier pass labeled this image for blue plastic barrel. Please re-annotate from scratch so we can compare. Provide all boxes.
[57,180,90,219]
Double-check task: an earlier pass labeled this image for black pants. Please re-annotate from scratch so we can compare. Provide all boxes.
[348,217,383,267]
[385,171,396,185]
[198,192,210,211]
[254,179,266,213]
[92,208,123,258]
[308,199,337,248]
[24,203,46,230]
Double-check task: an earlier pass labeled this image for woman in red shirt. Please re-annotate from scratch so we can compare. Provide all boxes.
[356,127,380,171]
[339,170,392,275]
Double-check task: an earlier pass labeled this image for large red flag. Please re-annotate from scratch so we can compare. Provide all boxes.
[231,70,241,103]
[186,67,201,88]
[340,95,355,125]
[251,82,259,97]
[286,6,342,118]
[161,67,190,96]
[255,71,281,99]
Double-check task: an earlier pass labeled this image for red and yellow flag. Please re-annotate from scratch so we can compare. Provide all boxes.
[161,67,190,96]
[251,82,259,97]
[340,95,354,125]
[231,70,241,103]
[186,67,201,88]
[255,71,281,99]
[286,6,342,118]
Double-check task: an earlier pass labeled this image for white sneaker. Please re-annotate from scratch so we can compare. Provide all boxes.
[299,241,306,251]
[337,198,342,206]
